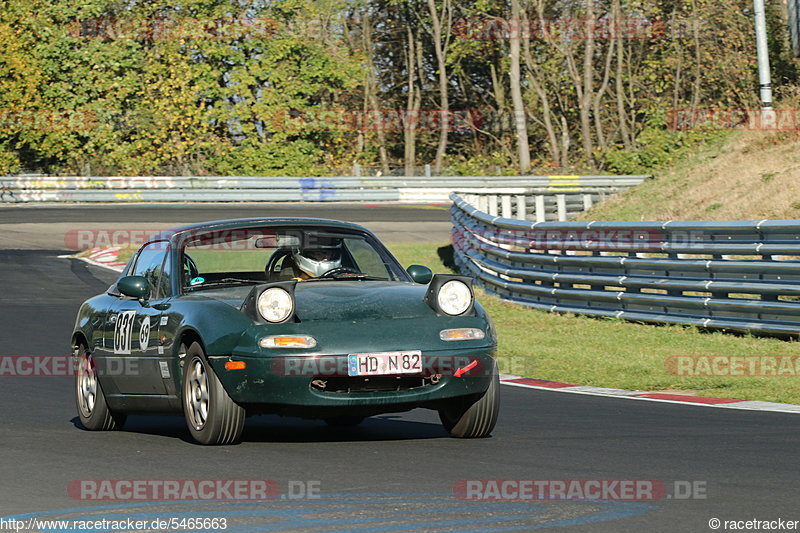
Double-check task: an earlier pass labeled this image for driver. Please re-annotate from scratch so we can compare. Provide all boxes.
[288,243,343,279]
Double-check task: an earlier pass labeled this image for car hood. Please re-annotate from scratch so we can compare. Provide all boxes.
[185,281,435,321]
[293,281,434,320]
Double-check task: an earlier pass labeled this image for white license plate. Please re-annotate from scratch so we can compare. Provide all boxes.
[347,351,422,377]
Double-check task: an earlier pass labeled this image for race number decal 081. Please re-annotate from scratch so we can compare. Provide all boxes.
[114,310,136,355]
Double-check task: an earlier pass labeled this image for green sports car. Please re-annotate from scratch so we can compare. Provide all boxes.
[71,218,499,445]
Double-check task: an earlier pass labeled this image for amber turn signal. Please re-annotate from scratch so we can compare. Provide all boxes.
[259,335,317,349]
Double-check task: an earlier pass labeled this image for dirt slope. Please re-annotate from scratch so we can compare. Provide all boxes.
[583,132,800,221]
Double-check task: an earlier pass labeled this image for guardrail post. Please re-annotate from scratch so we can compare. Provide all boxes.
[478,195,489,212]
[488,195,498,216]
[516,195,526,220]
[501,195,512,218]
[556,194,567,221]
[353,163,361,177]
[583,193,593,211]
[424,164,431,178]
[535,195,546,222]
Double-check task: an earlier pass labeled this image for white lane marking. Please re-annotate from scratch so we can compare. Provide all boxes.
[716,401,800,413]
[499,379,800,414]
[65,256,125,273]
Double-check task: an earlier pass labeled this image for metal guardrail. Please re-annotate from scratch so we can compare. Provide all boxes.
[450,192,800,336]
[0,175,649,203]
[460,189,615,222]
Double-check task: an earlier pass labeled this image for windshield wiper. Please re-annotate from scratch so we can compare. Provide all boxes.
[219,278,262,284]
[304,273,387,282]
[185,278,262,291]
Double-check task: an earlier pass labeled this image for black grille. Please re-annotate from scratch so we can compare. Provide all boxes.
[311,376,434,393]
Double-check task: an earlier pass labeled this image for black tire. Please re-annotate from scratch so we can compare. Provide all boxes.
[75,344,126,431]
[325,416,365,427]
[438,363,500,438]
[182,342,245,445]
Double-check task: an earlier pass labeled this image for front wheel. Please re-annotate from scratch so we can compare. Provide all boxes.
[438,364,500,438]
[182,342,245,445]
[75,345,126,431]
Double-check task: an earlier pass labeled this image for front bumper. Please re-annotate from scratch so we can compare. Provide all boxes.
[207,347,496,415]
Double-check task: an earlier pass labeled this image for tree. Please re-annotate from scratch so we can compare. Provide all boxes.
[509,0,531,173]
[425,0,452,174]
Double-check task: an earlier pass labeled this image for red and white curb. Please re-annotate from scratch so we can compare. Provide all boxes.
[59,247,126,272]
[499,374,800,414]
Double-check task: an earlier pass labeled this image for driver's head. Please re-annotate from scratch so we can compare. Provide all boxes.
[291,243,342,278]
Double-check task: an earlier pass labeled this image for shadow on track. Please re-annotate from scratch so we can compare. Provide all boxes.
[71,413,450,444]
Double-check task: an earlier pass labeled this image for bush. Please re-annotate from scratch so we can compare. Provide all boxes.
[604,116,729,175]
[0,145,20,175]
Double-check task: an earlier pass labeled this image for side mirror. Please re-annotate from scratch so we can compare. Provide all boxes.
[407,264,433,284]
[117,275,150,300]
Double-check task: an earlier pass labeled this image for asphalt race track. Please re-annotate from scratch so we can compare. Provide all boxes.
[0,204,453,250]
[1,205,799,532]
[0,203,451,224]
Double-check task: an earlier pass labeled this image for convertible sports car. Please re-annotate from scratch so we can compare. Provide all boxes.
[71,218,499,445]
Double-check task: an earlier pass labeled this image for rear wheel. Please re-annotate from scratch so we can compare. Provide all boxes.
[75,344,126,431]
[182,342,245,445]
[438,363,499,438]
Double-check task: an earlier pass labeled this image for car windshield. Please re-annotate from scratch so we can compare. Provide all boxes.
[180,226,409,291]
